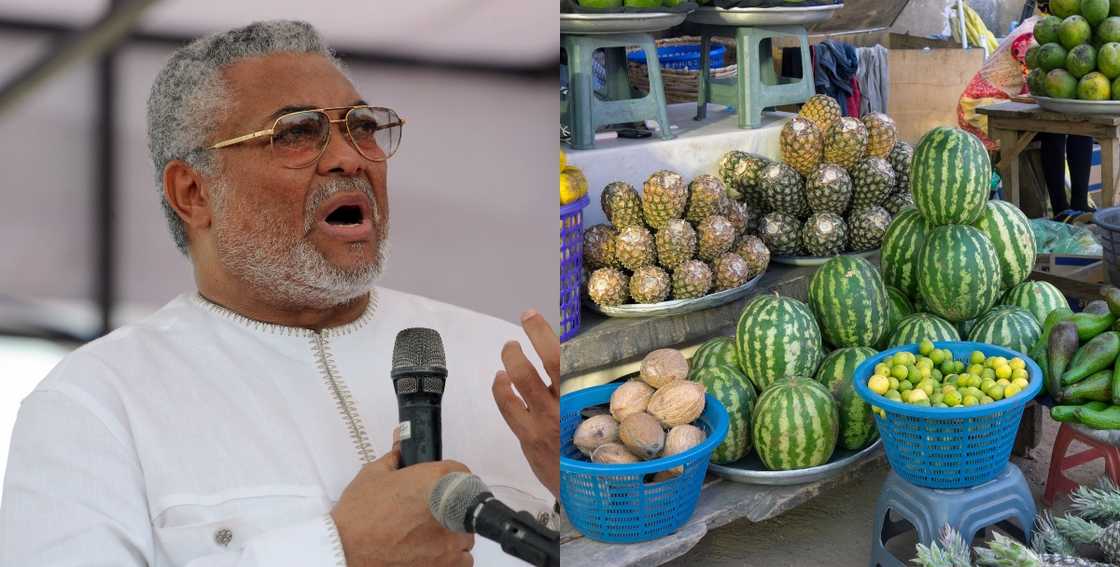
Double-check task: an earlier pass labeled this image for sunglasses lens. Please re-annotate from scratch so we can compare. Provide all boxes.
[271,111,329,166]
[347,107,401,161]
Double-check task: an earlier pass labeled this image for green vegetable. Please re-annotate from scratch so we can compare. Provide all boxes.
[1049,321,1079,400]
[1061,370,1114,402]
[1052,401,1110,423]
[1062,331,1120,385]
[1078,404,1120,429]
[1101,284,1120,315]
[1071,311,1117,341]
[1085,300,1113,315]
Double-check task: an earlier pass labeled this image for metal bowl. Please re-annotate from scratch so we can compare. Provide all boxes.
[687,4,843,26]
[561,12,689,35]
[584,270,764,318]
[1034,95,1120,116]
[709,438,882,486]
[770,249,877,267]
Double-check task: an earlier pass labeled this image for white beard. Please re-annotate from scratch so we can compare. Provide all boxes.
[210,176,389,310]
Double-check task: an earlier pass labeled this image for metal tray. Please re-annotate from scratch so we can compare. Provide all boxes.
[1034,95,1120,116]
[687,4,843,26]
[709,438,882,485]
[770,249,877,267]
[584,270,764,318]
[561,12,689,35]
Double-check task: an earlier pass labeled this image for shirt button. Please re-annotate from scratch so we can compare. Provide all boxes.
[214,528,233,547]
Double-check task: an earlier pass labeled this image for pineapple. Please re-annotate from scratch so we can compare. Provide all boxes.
[847,206,892,251]
[685,174,729,223]
[642,170,687,230]
[733,235,771,278]
[696,215,736,261]
[587,268,629,306]
[655,219,697,270]
[883,190,915,216]
[737,154,773,211]
[724,199,750,239]
[798,94,842,134]
[671,259,712,299]
[758,212,802,257]
[1054,514,1120,564]
[718,151,771,205]
[850,157,896,210]
[614,226,655,271]
[583,224,618,269]
[823,117,869,169]
[780,116,823,177]
[601,181,645,228]
[888,140,914,193]
[712,252,751,291]
[1070,481,1120,523]
[760,162,810,219]
[629,265,671,304]
[862,112,898,158]
[800,212,847,257]
[1036,511,1078,556]
[806,164,853,215]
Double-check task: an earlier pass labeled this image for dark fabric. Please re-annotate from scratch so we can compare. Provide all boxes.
[561,0,698,13]
[813,40,859,116]
[781,47,803,79]
[708,0,841,7]
[1037,133,1095,214]
[846,76,861,117]
[1068,134,1094,211]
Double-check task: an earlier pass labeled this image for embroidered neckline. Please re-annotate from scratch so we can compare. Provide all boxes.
[190,290,378,338]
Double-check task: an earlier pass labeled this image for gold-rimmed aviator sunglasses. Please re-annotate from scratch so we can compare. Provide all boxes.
[208,105,405,168]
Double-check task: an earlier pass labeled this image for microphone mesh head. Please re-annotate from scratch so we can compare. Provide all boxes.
[392,328,447,372]
[428,472,489,533]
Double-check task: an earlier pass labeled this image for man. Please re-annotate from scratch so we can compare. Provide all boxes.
[0,20,559,567]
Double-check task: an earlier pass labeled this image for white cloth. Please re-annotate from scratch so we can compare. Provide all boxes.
[0,288,553,566]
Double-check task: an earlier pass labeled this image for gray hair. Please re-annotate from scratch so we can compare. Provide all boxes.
[146,20,343,255]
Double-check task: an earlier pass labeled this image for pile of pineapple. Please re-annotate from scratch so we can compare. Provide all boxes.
[720,95,914,258]
[583,169,771,307]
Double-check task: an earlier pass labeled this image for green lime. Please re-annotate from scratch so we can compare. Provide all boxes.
[1028,68,1048,95]
[931,369,943,381]
[1060,16,1093,50]
[1101,17,1120,42]
[900,380,913,392]
[891,364,908,379]
[1068,44,1099,77]
[963,395,979,407]
[1040,43,1071,71]
[1085,0,1111,25]
[886,389,902,402]
[1026,44,1041,69]
[931,392,945,405]
[891,353,908,367]
[1102,43,1120,77]
[945,374,959,385]
[578,0,623,6]
[982,368,996,381]
[981,395,996,404]
[954,361,966,373]
[1046,68,1080,97]
[919,338,934,355]
[874,363,890,376]
[1111,75,1120,98]
[1051,0,1082,17]
[662,0,687,5]
[888,377,900,390]
[969,351,986,365]
[622,0,660,6]
[944,390,963,406]
[1036,15,1063,44]
[1079,71,1112,98]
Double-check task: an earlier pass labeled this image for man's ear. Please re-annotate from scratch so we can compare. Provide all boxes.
[163,159,214,233]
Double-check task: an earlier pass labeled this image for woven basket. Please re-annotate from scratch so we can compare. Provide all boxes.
[628,36,738,104]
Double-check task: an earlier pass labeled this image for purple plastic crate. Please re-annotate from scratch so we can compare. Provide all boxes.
[561,196,589,341]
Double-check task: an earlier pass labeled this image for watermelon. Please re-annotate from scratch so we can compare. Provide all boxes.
[751,377,839,470]
[880,286,915,348]
[690,336,739,371]
[1002,280,1069,324]
[809,256,891,348]
[814,347,879,451]
[910,127,991,226]
[967,306,1041,355]
[888,312,960,347]
[972,200,1037,290]
[917,225,1003,322]
[690,365,757,463]
[880,208,932,301]
[736,294,824,392]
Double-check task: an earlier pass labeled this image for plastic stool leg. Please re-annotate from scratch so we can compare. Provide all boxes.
[737,28,762,129]
[565,37,596,150]
[602,46,631,101]
[640,38,673,140]
[1044,422,1076,506]
[1104,445,1120,484]
[797,31,815,99]
[696,33,712,121]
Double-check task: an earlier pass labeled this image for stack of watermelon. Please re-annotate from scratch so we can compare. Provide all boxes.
[879,126,1055,353]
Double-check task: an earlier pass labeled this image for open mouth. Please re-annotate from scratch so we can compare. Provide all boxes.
[316,193,374,241]
[325,204,365,226]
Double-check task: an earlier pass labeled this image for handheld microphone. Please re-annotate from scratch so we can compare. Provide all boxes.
[391,328,446,467]
[429,473,560,567]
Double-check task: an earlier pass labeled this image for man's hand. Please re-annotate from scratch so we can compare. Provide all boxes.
[331,448,474,567]
[493,309,560,500]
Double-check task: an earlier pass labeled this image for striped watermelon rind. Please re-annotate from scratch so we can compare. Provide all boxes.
[690,336,740,371]
[736,294,824,392]
[1001,280,1069,325]
[809,256,891,348]
[880,207,931,301]
[917,225,1003,322]
[690,365,757,463]
[751,377,839,470]
[880,286,915,349]
[814,347,879,451]
[910,127,991,226]
[967,306,1041,355]
[888,312,961,347]
[972,200,1037,290]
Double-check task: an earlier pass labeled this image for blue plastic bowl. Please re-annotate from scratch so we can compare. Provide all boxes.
[852,341,1042,489]
[627,44,727,71]
[559,382,729,543]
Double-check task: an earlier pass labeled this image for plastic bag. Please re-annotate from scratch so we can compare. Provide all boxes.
[1031,219,1103,256]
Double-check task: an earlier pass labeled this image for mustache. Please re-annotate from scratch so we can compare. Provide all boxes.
[304,177,380,233]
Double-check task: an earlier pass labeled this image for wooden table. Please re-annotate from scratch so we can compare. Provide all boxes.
[977,101,1120,209]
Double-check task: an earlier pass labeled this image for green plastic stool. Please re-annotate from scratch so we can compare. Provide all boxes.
[695,25,815,129]
[561,33,673,150]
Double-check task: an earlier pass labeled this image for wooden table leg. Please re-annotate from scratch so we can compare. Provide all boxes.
[1100,137,1119,208]
[991,127,1024,207]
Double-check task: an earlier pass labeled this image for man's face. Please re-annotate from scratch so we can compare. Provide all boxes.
[203,52,390,308]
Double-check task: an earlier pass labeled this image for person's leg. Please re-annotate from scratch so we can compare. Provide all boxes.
[1039,132,1071,214]
[1067,135,1094,211]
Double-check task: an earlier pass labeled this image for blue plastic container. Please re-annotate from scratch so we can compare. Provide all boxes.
[852,341,1043,490]
[559,382,729,543]
[627,43,727,71]
[560,196,589,341]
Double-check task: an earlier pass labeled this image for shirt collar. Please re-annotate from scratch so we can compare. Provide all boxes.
[190,290,378,338]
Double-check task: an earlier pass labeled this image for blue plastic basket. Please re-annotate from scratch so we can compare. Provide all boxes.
[852,341,1043,489]
[560,382,729,543]
[626,43,727,71]
[560,196,589,341]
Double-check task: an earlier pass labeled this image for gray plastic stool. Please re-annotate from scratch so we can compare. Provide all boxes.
[870,463,1036,567]
[561,33,673,150]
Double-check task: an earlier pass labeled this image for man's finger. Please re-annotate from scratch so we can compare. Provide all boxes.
[492,370,528,433]
[368,444,401,472]
[500,341,553,412]
[519,309,560,392]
